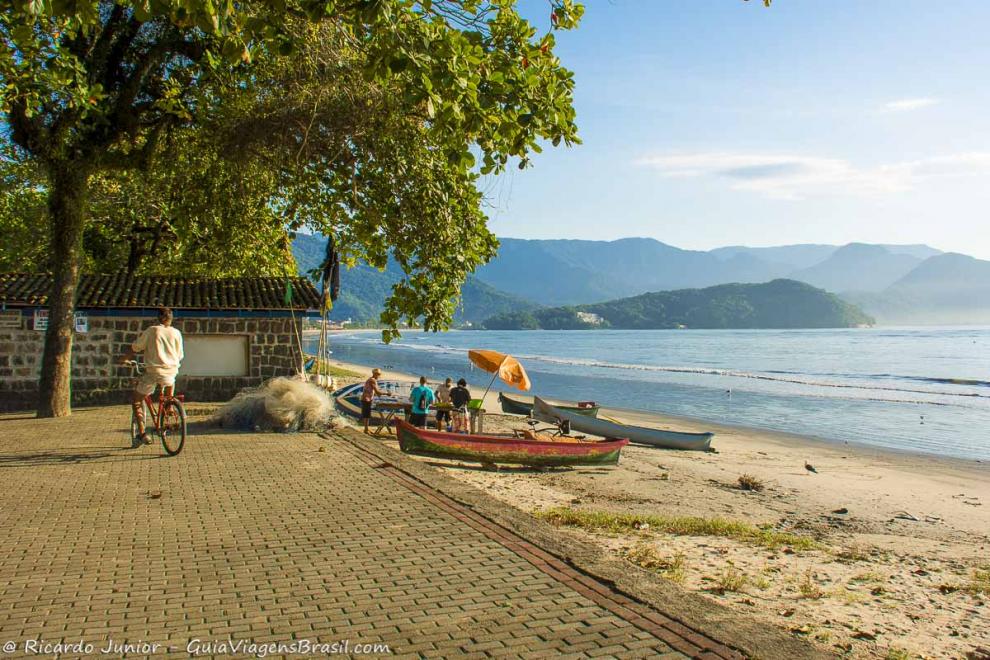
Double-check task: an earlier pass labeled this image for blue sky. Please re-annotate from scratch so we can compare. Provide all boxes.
[487,1,990,258]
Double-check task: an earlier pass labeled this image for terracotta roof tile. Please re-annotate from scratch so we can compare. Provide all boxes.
[0,273,320,310]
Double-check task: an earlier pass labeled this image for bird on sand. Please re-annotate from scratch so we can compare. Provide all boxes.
[804,462,818,474]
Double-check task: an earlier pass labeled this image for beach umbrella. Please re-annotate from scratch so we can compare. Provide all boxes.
[468,349,531,403]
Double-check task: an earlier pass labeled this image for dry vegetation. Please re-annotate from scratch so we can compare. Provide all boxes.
[620,545,687,584]
[535,507,820,551]
[736,473,765,492]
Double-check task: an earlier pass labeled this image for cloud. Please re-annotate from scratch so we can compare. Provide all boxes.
[884,97,940,112]
[635,151,990,200]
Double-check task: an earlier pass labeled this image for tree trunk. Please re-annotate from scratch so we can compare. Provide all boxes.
[36,164,90,417]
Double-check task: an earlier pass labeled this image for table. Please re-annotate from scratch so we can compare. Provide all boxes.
[469,407,485,434]
[372,400,409,436]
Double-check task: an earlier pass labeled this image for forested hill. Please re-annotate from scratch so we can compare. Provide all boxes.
[482,279,874,330]
[292,233,537,324]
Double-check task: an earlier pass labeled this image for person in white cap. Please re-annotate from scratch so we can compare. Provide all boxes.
[361,367,384,434]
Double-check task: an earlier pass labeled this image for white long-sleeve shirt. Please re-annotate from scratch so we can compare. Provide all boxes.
[132,324,184,375]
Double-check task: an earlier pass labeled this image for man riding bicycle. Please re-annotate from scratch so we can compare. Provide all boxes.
[119,307,184,445]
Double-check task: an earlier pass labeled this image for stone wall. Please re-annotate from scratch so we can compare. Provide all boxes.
[0,311,304,411]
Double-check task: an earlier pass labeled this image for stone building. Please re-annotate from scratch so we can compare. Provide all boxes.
[0,273,320,411]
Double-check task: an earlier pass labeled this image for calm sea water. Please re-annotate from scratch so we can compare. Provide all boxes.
[315,327,990,461]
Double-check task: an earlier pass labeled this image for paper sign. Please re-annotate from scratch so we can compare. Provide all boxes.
[74,312,88,333]
[0,310,21,329]
[33,309,48,331]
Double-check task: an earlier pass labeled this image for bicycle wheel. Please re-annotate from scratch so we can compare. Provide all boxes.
[159,399,187,456]
[130,400,150,443]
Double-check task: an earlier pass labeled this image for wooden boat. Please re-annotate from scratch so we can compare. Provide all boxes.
[533,397,713,452]
[333,382,410,421]
[498,392,600,418]
[395,419,628,467]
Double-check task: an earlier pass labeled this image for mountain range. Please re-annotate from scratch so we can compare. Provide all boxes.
[483,279,874,330]
[292,233,537,324]
[293,233,990,326]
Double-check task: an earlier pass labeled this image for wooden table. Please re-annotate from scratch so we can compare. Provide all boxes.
[372,400,409,436]
[469,407,485,434]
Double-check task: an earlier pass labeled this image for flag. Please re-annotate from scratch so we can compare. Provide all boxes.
[321,236,341,302]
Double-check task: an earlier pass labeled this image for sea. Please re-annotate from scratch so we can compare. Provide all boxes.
[314,327,990,462]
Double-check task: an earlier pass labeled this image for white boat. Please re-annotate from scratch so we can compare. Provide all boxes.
[533,397,714,452]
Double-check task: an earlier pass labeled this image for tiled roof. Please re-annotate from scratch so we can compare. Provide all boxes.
[0,273,321,310]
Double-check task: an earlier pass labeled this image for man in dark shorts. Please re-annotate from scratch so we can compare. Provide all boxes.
[408,376,435,428]
[361,368,383,434]
[449,378,472,433]
[434,377,453,430]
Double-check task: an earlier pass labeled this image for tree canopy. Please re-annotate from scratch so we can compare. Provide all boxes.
[1,0,585,415]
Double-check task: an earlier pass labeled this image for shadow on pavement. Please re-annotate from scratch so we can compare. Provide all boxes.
[0,449,165,467]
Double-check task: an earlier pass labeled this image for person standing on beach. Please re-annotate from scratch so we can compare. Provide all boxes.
[450,378,472,433]
[434,377,453,430]
[361,368,384,434]
[409,376,435,428]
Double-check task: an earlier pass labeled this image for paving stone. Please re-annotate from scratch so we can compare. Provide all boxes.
[0,406,721,658]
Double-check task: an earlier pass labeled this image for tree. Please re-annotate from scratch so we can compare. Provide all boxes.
[1,0,584,416]
[1,127,294,276]
[0,144,48,271]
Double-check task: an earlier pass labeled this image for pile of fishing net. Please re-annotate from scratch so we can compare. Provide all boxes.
[213,377,341,432]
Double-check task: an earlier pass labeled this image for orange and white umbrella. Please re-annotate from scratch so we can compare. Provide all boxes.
[468,349,531,401]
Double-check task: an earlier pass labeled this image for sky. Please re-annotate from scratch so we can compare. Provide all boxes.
[485,0,990,259]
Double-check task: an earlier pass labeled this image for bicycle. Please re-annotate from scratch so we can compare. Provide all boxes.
[125,360,187,456]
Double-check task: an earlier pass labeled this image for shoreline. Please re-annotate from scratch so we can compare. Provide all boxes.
[326,354,987,474]
[326,353,989,657]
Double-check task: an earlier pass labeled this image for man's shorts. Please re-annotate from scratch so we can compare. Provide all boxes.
[135,369,177,396]
[360,400,373,420]
[436,409,451,422]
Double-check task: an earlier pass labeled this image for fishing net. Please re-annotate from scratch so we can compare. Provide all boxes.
[213,377,341,432]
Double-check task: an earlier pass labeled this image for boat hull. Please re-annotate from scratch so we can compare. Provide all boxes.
[498,392,600,418]
[396,420,627,467]
[534,397,713,451]
[334,382,407,422]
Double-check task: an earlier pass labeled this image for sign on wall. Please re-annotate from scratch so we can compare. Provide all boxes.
[0,310,21,329]
[28,310,89,332]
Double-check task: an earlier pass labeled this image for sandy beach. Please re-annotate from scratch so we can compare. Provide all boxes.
[328,356,989,659]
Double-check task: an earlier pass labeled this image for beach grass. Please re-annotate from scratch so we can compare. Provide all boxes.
[937,565,990,596]
[797,570,826,599]
[967,566,990,595]
[710,563,748,594]
[535,507,820,551]
[620,545,687,583]
[736,474,765,492]
[306,357,361,379]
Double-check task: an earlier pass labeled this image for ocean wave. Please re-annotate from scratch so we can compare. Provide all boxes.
[326,334,990,403]
[341,337,990,401]
[512,355,990,400]
[907,375,990,387]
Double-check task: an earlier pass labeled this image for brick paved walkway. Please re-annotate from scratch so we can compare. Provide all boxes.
[0,407,762,658]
